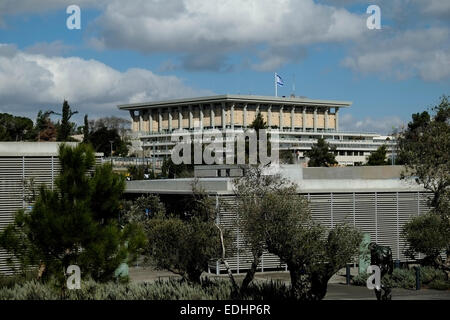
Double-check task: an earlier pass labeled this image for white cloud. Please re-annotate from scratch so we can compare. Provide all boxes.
[340,113,405,134]
[0,44,211,119]
[25,40,73,57]
[342,28,450,81]
[88,0,365,70]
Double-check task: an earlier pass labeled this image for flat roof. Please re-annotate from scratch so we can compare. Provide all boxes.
[124,165,425,195]
[0,142,103,157]
[118,94,352,111]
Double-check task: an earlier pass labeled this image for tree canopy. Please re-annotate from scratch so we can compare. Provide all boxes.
[306,137,337,167]
[0,143,145,283]
[399,95,450,275]
[367,145,388,166]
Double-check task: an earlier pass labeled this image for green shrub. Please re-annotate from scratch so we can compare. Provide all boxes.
[242,280,292,300]
[420,266,447,284]
[352,273,369,286]
[0,270,38,289]
[0,278,235,300]
[428,279,450,290]
[388,269,416,289]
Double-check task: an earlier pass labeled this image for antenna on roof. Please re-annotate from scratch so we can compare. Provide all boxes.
[291,74,296,97]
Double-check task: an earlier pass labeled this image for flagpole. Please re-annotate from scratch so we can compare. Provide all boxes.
[275,73,277,97]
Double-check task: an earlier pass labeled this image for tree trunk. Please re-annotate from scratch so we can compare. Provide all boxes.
[309,271,331,300]
[215,223,239,296]
[288,264,308,300]
[240,253,261,294]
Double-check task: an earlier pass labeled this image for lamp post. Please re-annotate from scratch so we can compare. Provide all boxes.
[109,140,114,165]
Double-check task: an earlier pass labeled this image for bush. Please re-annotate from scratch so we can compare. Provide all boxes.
[352,273,369,286]
[0,278,306,300]
[0,278,233,300]
[242,280,292,300]
[352,266,449,290]
[420,266,447,284]
[386,269,416,289]
[428,279,450,290]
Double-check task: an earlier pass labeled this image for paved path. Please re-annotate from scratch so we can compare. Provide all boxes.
[129,266,450,300]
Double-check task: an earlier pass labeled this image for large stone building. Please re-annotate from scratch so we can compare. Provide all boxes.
[119,95,396,166]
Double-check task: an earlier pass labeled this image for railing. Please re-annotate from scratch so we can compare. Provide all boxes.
[134,128,383,137]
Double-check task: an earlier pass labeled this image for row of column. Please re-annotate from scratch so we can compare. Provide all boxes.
[133,105,339,133]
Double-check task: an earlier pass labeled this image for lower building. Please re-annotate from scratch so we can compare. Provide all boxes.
[0,142,103,274]
[124,164,431,273]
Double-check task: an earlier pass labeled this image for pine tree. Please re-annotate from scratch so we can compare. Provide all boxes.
[367,145,388,165]
[0,144,145,283]
[56,100,78,141]
[83,114,89,143]
[306,137,337,167]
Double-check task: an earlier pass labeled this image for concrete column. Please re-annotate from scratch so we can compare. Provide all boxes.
[230,103,235,129]
[149,110,153,133]
[243,104,248,128]
[199,105,204,129]
[325,107,329,131]
[268,105,272,128]
[189,105,193,129]
[158,108,162,133]
[313,107,318,132]
[178,106,183,129]
[139,110,143,132]
[168,107,172,132]
[302,107,306,131]
[291,106,295,130]
[335,107,340,132]
[279,105,284,129]
[211,104,215,129]
[221,102,226,129]
[129,110,136,131]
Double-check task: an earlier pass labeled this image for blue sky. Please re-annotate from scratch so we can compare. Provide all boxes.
[0,0,449,134]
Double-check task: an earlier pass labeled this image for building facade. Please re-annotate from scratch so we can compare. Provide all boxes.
[119,95,396,166]
[124,165,431,273]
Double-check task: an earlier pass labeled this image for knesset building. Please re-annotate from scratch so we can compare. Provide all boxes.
[119,95,396,166]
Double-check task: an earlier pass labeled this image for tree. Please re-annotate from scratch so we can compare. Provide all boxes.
[232,166,288,294]
[249,111,266,131]
[161,156,193,178]
[34,110,57,141]
[261,183,361,300]
[0,144,145,283]
[0,113,34,141]
[83,114,89,143]
[367,145,388,165]
[55,100,78,141]
[145,185,223,283]
[306,137,337,167]
[89,126,129,157]
[399,95,450,274]
[89,116,131,137]
[232,166,361,300]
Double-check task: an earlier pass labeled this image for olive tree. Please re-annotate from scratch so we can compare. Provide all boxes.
[399,96,450,274]
[233,166,361,300]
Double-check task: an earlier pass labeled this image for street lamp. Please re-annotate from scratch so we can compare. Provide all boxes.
[109,140,114,165]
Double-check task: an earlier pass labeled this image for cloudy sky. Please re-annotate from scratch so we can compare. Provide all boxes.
[0,0,449,133]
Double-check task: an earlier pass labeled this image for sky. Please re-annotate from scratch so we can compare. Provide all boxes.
[0,0,449,134]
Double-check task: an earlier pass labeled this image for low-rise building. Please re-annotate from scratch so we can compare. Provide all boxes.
[124,164,430,273]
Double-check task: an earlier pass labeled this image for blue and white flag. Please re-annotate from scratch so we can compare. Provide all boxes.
[275,73,284,87]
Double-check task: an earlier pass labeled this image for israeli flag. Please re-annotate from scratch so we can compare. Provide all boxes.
[275,73,284,87]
